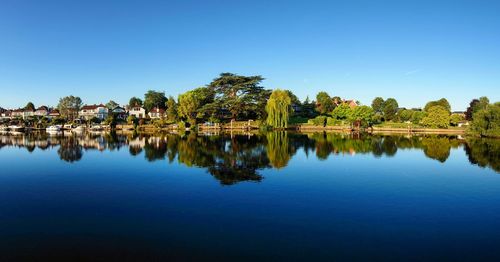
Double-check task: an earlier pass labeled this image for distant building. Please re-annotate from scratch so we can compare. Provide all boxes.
[79,104,109,120]
[334,99,358,109]
[148,107,165,119]
[112,106,128,120]
[35,106,50,117]
[128,106,146,119]
[11,109,24,118]
[48,109,61,118]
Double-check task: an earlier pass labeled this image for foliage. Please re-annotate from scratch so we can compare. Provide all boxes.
[178,87,214,124]
[396,109,413,122]
[424,98,451,113]
[105,100,119,110]
[25,102,35,111]
[266,89,292,128]
[144,90,167,112]
[89,117,101,124]
[127,115,138,127]
[467,102,500,137]
[331,104,352,120]
[371,97,385,113]
[166,96,178,122]
[382,98,398,121]
[129,97,143,107]
[57,95,82,120]
[410,110,426,124]
[207,72,270,120]
[315,91,335,115]
[421,106,450,128]
[348,105,375,127]
[450,113,465,126]
[465,96,489,121]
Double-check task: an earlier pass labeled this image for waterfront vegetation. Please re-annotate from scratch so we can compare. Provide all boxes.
[0,73,498,137]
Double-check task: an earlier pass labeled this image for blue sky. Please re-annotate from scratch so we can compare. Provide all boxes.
[0,0,498,111]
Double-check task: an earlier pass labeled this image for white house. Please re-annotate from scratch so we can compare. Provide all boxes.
[35,106,49,117]
[79,104,109,120]
[148,107,165,119]
[128,106,146,119]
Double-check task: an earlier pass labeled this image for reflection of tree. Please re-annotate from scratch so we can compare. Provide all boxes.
[58,136,83,163]
[464,138,500,172]
[421,136,451,163]
[266,132,291,169]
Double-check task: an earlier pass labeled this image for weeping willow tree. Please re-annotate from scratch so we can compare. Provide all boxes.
[266,89,292,129]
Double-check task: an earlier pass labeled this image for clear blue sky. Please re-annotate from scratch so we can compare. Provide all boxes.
[0,0,498,111]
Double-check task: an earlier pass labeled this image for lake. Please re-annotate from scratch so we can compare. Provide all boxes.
[0,131,499,261]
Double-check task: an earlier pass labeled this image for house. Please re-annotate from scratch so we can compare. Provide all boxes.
[112,106,128,120]
[48,109,60,118]
[333,99,358,109]
[35,106,49,117]
[22,109,35,119]
[1,110,12,119]
[11,109,24,118]
[128,106,146,119]
[148,107,165,119]
[79,104,109,120]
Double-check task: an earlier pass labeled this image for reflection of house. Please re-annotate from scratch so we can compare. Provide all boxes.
[148,107,165,119]
[128,106,146,119]
[35,106,49,117]
[79,104,108,120]
[112,106,128,120]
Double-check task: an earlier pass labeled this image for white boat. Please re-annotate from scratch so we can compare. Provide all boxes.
[8,125,24,132]
[72,125,86,132]
[0,126,9,132]
[63,124,74,130]
[46,125,62,132]
[90,125,104,131]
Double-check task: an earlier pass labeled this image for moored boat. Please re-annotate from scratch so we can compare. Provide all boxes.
[90,125,104,131]
[8,125,25,132]
[46,125,62,132]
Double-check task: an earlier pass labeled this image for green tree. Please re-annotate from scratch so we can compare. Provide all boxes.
[166,96,178,122]
[348,105,375,127]
[371,97,385,113]
[450,113,465,126]
[144,90,167,112]
[411,111,426,125]
[468,102,499,137]
[331,103,352,120]
[24,102,35,111]
[177,87,214,124]
[424,98,451,113]
[129,97,143,107]
[421,106,450,128]
[106,100,119,110]
[316,91,334,115]
[397,109,413,122]
[382,98,399,121]
[266,89,292,128]
[208,73,270,120]
[57,95,83,120]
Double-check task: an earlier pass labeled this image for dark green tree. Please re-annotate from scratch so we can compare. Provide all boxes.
[382,98,399,121]
[57,95,83,120]
[371,97,385,113]
[144,90,167,112]
[129,97,143,107]
[24,102,35,111]
[316,91,334,115]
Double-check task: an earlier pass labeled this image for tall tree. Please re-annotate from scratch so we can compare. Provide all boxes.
[24,102,35,111]
[165,96,178,122]
[106,100,119,110]
[371,97,385,113]
[331,103,352,120]
[144,90,167,112]
[266,89,292,128]
[424,98,451,113]
[468,102,499,137]
[207,73,270,120]
[421,106,450,128]
[57,95,82,120]
[316,91,334,115]
[348,105,375,128]
[178,87,214,124]
[129,97,143,107]
[382,98,399,121]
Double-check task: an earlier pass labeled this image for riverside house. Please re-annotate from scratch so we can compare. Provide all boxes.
[79,104,109,120]
[128,106,146,119]
[35,106,50,117]
[112,106,128,120]
[148,107,165,119]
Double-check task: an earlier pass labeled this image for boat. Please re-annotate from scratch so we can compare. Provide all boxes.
[63,124,74,130]
[8,125,25,132]
[90,125,104,131]
[0,126,9,132]
[46,125,62,132]
[72,125,86,132]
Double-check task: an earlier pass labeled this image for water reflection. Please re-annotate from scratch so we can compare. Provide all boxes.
[0,132,498,183]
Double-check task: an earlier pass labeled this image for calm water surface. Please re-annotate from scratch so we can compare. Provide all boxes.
[0,131,499,261]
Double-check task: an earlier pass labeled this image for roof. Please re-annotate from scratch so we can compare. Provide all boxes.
[81,104,106,110]
[49,109,60,115]
[36,106,49,111]
[149,107,165,113]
